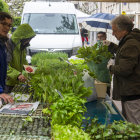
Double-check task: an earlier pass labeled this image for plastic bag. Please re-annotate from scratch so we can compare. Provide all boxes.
[82,70,97,102]
[86,56,110,83]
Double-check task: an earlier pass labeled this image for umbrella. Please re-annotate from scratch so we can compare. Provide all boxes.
[82,13,116,33]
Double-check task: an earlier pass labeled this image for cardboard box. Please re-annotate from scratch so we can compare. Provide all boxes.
[94,80,107,98]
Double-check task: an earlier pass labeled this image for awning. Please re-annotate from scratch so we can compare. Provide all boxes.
[76,9,91,23]
[71,0,140,2]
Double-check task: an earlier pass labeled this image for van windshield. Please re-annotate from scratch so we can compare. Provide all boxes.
[22,13,79,34]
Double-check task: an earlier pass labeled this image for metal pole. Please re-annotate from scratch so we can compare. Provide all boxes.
[119,3,121,15]
[90,31,92,46]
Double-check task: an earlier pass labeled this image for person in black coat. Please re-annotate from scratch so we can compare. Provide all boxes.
[0,12,14,104]
[81,28,89,46]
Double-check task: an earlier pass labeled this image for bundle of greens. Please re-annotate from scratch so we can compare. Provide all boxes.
[76,46,92,59]
[76,43,113,83]
[89,43,113,64]
[77,43,113,64]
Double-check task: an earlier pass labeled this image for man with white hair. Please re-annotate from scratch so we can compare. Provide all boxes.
[103,15,140,124]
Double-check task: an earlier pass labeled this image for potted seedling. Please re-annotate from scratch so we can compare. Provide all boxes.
[22,116,33,130]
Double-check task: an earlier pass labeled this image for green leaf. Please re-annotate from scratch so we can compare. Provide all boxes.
[115,135,123,138]
[95,135,101,139]
[25,116,33,122]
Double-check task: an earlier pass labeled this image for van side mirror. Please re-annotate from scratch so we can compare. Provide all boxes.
[12,26,17,33]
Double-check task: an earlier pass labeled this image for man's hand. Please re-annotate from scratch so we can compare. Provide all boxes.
[0,93,14,103]
[18,75,27,83]
[107,64,113,75]
[107,64,113,70]
[101,40,111,46]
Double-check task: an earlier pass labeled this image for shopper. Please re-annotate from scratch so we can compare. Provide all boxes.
[97,31,115,59]
[0,12,14,103]
[103,15,140,124]
[97,31,113,55]
[97,31,107,42]
[81,28,89,46]
[85,36,89,45]
[4,23,36,94]
[97,31,115,97]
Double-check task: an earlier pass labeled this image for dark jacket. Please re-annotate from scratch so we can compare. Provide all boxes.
[81,28,88,37]
[109,28,140,101]
[0,39,7,94]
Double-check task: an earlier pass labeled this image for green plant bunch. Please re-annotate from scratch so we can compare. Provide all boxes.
[85,117,140,140]
[44,95,87,127]
[76,44,113,64]
[31,52,68,66]
[52,124,91,140]
[30,68,92,104]
[76,46,92,58]
[69,59,85,65]
[35,59,83,76]
[36,59,69,70]
[89,43,113,64]
[12,17,21,27]
[69,59,90,71]
[0,0,9,13]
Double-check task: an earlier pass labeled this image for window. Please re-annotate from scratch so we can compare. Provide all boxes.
[23,13,79,34]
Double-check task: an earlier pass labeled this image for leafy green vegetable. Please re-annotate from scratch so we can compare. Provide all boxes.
[69,59,90,71]
[76,43,113,64]
[49,95,87,127]
[77,46,92,58]
[52,124,91,140]
[30,67,92,104]
[85,116,140,140]
[31,52,68,66]
[89,44,113,64]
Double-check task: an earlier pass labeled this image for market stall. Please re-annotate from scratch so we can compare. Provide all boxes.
[0,51,138,140]
[1,0,140,139]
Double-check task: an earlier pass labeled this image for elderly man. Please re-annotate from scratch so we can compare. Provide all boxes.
[103,15,140,124]
[0,12,14,103]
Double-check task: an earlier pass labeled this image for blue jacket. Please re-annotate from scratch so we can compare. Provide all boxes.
[0,39,7,94]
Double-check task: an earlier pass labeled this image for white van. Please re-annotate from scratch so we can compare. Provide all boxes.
[21,1,82,57]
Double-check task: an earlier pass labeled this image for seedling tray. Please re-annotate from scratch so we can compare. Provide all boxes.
[0,116,51,138]
[11,84,30,94]
[0,135,50,140]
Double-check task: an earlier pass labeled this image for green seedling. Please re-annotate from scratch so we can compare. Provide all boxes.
[10,130,15,135]
[22,116,33,129]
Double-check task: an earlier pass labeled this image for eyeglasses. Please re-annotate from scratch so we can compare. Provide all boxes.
[0,22,12,28]
[97,36,104,39]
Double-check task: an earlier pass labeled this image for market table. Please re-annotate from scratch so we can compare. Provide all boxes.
[83,94,125,127]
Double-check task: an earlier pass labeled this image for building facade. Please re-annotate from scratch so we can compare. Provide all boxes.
[103,2,140,43]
